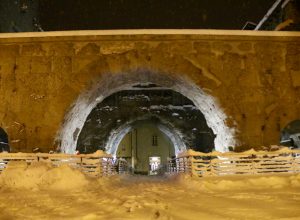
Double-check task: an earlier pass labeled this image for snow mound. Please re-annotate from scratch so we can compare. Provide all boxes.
[90,150,106,156]
[40,164,89,190]
[0,161,89,190]
[173,173,300,191]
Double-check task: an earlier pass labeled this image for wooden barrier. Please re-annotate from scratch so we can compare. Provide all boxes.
[0,152,128,177]
[167,148,300,177]
[2,148,298,178]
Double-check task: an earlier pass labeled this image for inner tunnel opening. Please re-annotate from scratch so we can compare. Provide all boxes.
[116,119,176,175]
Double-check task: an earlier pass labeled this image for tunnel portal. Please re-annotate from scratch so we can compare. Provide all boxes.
[1,30,298,153]
[76,86,215,155]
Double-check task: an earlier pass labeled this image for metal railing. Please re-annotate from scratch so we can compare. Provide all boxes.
[167,148,300,177]
[0,152,128,177]
[116,158,129,174]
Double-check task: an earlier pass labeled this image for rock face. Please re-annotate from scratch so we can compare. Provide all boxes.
[0,30,299,153]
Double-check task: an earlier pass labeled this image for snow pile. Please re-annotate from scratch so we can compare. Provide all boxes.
[174,173,300,191]
[87,149,107,156]
[0,161,49,189]
[40,164,89,190]
[0,161,89,190]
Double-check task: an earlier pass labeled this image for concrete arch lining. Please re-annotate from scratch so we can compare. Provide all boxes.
[106,124,132,156]
[57,70,237,154]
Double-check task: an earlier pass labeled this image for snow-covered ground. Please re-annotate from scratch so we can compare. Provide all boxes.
[0,161,300,220]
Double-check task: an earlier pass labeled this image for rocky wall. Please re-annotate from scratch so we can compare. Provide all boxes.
[0,30,299,152]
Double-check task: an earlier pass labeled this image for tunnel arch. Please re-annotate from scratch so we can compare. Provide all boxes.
[105,116,187,156]
[57,69,237,153]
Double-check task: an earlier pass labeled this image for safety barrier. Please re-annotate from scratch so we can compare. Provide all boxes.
[116,158,129,174]
[167,148,300,177]
[0,152,128,177]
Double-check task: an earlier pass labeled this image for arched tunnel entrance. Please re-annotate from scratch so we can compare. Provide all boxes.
[75,86,217,174]
[115,119,176,175]
[57,70,237,174]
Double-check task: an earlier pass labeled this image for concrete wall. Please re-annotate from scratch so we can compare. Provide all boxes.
[0,30,300,152]
[117,132,133,158]
[117,122,174,173]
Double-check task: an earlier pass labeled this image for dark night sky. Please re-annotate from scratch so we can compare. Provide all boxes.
[39,0,276,30]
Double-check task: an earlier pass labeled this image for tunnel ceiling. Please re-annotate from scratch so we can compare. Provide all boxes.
[77,88,215,153]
